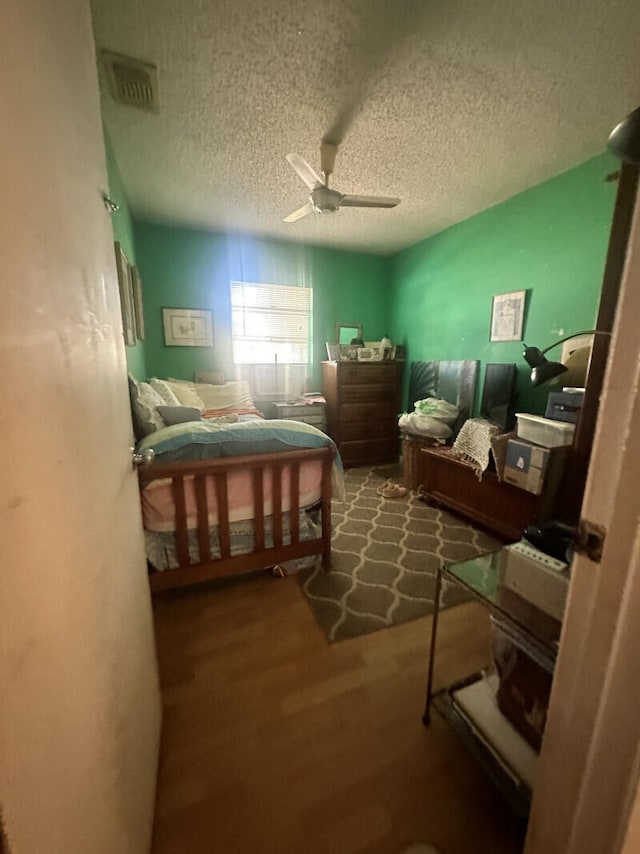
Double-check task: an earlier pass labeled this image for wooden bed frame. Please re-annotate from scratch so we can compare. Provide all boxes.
[138,445,336,593]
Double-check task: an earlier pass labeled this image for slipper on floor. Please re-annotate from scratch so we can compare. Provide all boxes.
[377,482,408,499]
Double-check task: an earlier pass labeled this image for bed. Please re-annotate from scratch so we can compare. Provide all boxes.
[129,376,343,592]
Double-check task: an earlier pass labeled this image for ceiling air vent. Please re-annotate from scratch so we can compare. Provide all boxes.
[101,51,159,113]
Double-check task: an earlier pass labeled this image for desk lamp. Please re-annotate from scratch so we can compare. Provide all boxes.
[608,106,640,164]
[522,330,610,387]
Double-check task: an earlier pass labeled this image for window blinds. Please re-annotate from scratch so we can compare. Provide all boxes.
[230,281,312,365]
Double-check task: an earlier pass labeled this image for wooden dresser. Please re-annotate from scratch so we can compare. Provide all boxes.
[321,360,404,467]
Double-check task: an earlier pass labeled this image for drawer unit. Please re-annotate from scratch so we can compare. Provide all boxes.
[340,382,392,403]
[270,400,327,431]
[322,360,404,467]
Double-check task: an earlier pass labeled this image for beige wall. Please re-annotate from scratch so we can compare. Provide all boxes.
[0,1,161,851]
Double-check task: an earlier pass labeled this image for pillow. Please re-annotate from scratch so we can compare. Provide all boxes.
[128,376,166,436]
[194,380,255,411]
[196,370,225,385]
[150,378,181,407]
[164,379,206,409]
[157,405,203,426]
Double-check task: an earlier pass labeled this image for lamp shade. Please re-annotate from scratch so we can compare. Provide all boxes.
[523,345,546,368]
[522,330,606,387]
[530,360,568,387]
[608,106,640,165]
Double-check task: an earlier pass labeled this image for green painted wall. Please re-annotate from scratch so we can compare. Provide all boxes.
[390,153,618,413]
[104,133,146,379]
[133,221,393,389]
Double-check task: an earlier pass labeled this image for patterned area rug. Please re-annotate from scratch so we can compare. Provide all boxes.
[298,466,500,642]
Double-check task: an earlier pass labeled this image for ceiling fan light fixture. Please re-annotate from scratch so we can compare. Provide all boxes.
[310,185,342,214]
[283,144,401,223]
[311,202,339,214]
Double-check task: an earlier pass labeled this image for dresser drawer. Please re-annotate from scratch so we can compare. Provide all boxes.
[338,402,399,422]
[337,362,400,385]
[339,382,396,404]
[339,420,398,442]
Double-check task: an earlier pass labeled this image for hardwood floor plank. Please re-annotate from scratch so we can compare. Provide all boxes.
[152,572,525,854]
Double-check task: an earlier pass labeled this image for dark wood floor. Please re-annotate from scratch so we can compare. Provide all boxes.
[151,571,525,854]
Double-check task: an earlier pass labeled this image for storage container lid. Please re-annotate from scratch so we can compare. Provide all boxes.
[515,413,576,432]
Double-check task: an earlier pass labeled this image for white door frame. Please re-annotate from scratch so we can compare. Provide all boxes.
[525,184,640,853]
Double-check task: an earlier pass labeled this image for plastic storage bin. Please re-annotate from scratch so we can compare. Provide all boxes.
[515,413,575,448]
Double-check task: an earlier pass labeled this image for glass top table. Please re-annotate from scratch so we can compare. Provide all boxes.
[442,549,562,663]
[422,548,564,816]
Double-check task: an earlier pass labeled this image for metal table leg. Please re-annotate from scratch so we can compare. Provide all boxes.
[423,563,443,726]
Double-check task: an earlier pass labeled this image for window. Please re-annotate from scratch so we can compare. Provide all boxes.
[230,281,312,365]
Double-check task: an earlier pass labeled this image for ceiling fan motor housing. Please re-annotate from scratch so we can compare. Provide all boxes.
[311,185,342,214]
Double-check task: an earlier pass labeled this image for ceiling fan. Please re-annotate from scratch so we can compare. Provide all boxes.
[283,142,401,222]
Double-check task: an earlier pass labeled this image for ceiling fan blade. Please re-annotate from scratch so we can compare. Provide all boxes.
[285,153,323,189]
[283,202,314,223]
[320,142,338,176]
[340,195,401,209]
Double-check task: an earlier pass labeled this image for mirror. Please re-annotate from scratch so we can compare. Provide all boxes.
[335,322,362,344]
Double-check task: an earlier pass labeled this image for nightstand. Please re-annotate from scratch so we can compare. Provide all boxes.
[270,400,327,432]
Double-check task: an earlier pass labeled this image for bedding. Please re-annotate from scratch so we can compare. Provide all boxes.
[137,418,344,518]
[141,458,330,532]
[137,417,343,582]
[150,378,182,406]
[161,378,206,409]
[136,418,340,467]
[145,510,320,572]
[130,375,266,438]
[128,376,166,437]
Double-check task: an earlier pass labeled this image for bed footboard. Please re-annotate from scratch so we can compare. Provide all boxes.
[138,445,335,592]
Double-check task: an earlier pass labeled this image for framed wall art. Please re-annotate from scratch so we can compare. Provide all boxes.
[162,307,213,347]
[490,289,526,342]
[114,242,136,347]
[130,266,145,340]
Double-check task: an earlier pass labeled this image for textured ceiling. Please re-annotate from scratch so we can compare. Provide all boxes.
[91,0,640,254]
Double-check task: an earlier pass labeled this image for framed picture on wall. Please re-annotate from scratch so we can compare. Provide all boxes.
[162,307,213,347]
[490,290,526,342]
[131,266,145,340]
[114,242,136,347]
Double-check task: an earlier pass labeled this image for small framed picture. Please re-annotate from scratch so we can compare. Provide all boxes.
[326,342,340,361]
[357,347,374,361]
[114,242,136,347]
[364,342,384,361]
[339,344,359,360]
[490,290,526,342]
[162,307,213,347]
